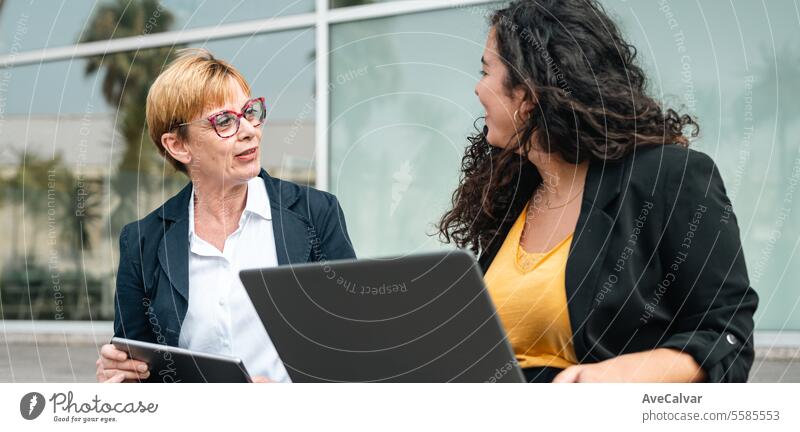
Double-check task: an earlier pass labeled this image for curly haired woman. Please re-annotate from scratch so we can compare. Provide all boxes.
[439,0,758,383]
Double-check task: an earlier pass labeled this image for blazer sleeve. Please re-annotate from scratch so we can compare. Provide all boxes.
[113,224,156,343]
[314,192,357,261]
[656,150,758,382]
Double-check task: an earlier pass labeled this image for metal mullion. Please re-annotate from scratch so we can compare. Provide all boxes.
[0,1,494,69]
[327,0,492,24]
[315,0,330,191]
[0,12,317,68]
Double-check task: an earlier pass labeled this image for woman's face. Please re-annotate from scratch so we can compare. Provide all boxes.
[475,28,528,150]
[182,79,263,185]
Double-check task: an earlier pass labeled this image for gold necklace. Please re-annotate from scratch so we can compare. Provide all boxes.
[544,187,584,209]
[528,186,584,218]
[521,186,583,248]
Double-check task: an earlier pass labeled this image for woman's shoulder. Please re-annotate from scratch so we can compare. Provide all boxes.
[264,174,342,215]
[117,207,171,260]
[618,144,719,192]
[625,143,716,173]
[118,181,192,256]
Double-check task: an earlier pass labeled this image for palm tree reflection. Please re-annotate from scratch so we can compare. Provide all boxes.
[80,0,183,236]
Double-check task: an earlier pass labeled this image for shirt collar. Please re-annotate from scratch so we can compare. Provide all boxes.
[188,176,272,238]
[244,175,272,221]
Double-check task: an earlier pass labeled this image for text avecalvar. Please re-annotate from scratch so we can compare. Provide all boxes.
[642,393,703,404]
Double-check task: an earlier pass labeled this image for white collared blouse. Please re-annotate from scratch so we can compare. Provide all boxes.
[179,176,290,382]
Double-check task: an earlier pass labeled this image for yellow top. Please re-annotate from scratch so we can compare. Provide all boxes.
[484,202,578,370]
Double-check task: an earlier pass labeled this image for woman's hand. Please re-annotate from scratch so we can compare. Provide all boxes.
[96,343,150,383]
[252,376,273,383]
[552,348,707,383]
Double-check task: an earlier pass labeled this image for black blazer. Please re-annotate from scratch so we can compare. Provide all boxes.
[478,144,758,382]
[113,169,356,347]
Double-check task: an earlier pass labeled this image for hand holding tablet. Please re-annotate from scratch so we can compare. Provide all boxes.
[110,337,253,383]
[96,343,151,383]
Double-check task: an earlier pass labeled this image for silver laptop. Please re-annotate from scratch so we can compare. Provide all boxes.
[239,250,524,383]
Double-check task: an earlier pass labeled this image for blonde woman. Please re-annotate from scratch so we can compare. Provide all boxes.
[96,49,355,383]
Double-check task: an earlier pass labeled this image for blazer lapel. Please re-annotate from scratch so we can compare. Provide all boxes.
[272,209,314,265]
[566,157,624,361]
[154,170,313,303]
[259,169,313,265]
[157,182,192,302]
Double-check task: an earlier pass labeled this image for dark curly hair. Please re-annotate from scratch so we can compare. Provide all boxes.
[438,0,699,255]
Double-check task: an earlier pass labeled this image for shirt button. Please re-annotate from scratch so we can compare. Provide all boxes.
[726,333,738,345]
[219,298,225,306]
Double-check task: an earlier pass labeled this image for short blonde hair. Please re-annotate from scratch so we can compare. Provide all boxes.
[146,48,251,174]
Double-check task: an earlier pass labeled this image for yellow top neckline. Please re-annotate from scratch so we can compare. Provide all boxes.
[514,203,574,273]
[483,200,578,369]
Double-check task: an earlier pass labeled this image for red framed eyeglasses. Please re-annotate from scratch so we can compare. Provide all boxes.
[175,97,266,138]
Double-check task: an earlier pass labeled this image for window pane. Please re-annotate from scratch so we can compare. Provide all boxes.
[0,0,314,54]
[0,29,315,320]
[329,6,496,258]
[602,0,800,330]
[328,0,799,331]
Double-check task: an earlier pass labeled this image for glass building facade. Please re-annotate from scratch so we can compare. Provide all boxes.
[0,0,798,335]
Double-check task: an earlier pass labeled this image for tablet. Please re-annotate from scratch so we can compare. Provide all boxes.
[240,250,525,383]
[111,337,253,383]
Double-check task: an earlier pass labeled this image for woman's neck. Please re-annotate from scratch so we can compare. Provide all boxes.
[527,147,589,200]
[191,177,248,227]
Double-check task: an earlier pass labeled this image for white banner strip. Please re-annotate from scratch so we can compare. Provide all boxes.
[1,383,796,431]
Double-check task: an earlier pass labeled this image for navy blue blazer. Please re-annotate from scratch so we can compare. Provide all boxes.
[113,169,356,347]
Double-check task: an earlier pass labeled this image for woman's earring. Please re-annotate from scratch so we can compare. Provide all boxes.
[513,109,520,125]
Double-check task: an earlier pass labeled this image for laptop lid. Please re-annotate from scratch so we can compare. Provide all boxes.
[240,250,524,383]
